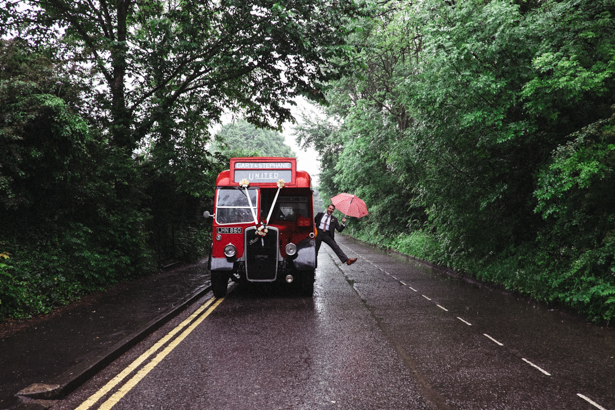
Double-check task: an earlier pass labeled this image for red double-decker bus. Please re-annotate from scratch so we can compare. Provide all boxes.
[204,157,316,297]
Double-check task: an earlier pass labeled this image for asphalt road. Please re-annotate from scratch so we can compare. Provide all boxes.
[50,236,614,410]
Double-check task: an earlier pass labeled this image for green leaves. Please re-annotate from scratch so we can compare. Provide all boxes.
[520,0,615,124]
[300,0,615,322]
[535,114,615,218]
[213,120,295,158]
[3,0,369,152]
[0,1,375,320]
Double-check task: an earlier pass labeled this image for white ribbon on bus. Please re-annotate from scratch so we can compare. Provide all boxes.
[238,178,286,229]
[239,179,259,225]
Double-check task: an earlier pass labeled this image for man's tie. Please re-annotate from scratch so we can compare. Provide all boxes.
[324,214,330,231]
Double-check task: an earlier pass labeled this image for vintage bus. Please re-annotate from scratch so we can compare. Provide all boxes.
[204,157,317,297]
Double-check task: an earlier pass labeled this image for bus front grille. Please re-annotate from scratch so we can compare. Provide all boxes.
[245,227,278,281]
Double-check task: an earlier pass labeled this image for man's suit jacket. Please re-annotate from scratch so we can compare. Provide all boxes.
[315,212,345,239]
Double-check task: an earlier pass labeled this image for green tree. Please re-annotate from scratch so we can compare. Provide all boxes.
[0,39,152,319]
[0,38,93,225]
[294,110,344,200]
[533,112,615,320]
[1,0,366,152]
[214,120,295,157]
[300,0,615,321]
[0,1,373,319]
[296,1,425,242]
[406,0,615,264]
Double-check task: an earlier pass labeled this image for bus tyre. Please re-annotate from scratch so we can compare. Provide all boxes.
[211,271,228,298]
[301,271,315,296]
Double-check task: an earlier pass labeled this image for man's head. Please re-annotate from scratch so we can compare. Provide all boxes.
[326,204,336,215]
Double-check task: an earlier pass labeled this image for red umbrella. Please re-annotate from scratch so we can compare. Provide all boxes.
[330,193,369,218]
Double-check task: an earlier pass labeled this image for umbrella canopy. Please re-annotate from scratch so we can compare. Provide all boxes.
[330,193,369,218]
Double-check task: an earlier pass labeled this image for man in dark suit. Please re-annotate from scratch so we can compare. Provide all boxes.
[314,204,357,266]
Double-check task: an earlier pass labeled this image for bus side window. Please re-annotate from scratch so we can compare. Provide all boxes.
[279,205,296,221]
[272,197,309,222]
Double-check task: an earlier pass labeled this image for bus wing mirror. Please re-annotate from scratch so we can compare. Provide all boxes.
[203,211,213,219]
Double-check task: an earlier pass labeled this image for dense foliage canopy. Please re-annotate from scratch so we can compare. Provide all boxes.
[1,0,364,151]
[297,0,615,322]
[2,0,614,323]
[0,0,368,320]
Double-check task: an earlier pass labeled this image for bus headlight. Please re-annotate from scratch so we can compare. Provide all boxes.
[224,244,237,258]
[285,243,297,256]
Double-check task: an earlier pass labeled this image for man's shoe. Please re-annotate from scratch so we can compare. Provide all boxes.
[346,258,357,265]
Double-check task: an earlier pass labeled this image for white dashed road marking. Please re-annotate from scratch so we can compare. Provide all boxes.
[522,358,551,376]
[457,317,472,326]
[483,334,503,346]
[577,394,607,410]
[341,243,610,408]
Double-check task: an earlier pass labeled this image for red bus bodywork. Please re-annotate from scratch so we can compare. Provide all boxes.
[206,157,316,297]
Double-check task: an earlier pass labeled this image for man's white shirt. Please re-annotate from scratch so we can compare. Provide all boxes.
[319,213,345,231]
[319,214,331,231]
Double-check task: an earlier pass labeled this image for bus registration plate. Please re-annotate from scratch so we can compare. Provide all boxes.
[217,227,243,234]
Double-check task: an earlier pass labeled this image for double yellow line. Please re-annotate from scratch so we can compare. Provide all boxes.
[76,296,225,410]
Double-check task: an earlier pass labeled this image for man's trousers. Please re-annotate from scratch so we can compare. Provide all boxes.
[315,230,349,264]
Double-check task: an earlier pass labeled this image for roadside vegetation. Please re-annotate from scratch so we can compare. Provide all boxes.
[0,0,366,320]
[296,0,615,324]
[2,0,614,324]
[213,120,295,158]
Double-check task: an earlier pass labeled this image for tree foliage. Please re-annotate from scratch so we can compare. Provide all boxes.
[0,1,371,320]
[0,39,152,318]
[1,0,365,151]
[213,120,295,158]
[0,39,90,212]
[299,0,615,322]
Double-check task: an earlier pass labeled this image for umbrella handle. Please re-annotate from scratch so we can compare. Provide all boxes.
[346,195,353,219]
[346,196,354,219]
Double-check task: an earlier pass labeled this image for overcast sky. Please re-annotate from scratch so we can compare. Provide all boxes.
[282,97,322,186]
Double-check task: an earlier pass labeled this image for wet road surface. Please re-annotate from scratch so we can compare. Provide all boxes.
[50,236,614,409]
[0,262,209,409]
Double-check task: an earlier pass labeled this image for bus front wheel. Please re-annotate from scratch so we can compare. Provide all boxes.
[301,270,315,297]
[211,271,228,298]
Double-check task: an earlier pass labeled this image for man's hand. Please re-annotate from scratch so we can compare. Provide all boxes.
[342,217,347,224]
